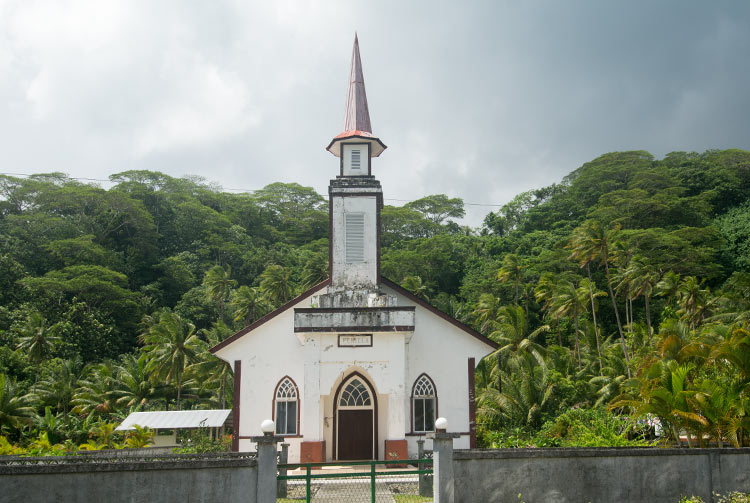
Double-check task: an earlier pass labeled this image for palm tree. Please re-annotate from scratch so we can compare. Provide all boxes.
[15,312,61,388]
[402,275,428,300]
[535,272,563,346]
[72,362,117,417]
[625,256,659,340]
[191,321,234,411]
[473,293,503,334]
[497,253,523,305]
[656,271,681,307]
[568,220,630,368]
[35,358,81,417]
[0,373,36,436]
[489,305,548,366]
[231,286,271,326]
[578,278,607,373]
[550,279,588,370]
[259,264,293,307]
[202,265,237,322]
[676,276,711,330]
[111,354,158,410]
[300,253,328,288]
[141,310,203,410]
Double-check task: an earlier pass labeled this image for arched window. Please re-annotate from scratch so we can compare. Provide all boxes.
[412,374,436,433]
[339,378,372,407]
[274,377,298,435]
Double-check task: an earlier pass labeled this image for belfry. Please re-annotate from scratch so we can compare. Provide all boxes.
[211,35,497,463]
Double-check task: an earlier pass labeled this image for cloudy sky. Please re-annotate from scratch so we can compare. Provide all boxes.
[2,1,749,226]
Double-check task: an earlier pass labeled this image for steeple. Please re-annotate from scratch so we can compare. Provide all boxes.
[326,34,387,158]
[343,33,372,134]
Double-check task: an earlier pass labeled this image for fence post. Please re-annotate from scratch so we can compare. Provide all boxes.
[417,439,432,497]
[253,420,283,503]
[277,442,289,498]
[427,418,459,503]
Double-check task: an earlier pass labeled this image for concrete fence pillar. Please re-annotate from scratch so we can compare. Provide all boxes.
[253,427,283,503]
[277,443,289,498]
[427,419,459,503]
[417,438,433,497]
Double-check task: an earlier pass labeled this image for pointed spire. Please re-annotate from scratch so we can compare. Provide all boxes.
[342,33,372,133]
[327,34,386,158]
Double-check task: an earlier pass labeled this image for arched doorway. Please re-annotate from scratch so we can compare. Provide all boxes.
[333,372,377,460]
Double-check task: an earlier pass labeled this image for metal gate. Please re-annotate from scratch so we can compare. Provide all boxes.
[277,458,433,503]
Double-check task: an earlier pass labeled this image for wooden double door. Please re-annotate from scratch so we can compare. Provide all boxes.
[335,374,376,460]
[337,409,373,460]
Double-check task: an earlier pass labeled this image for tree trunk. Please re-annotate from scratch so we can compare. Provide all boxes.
[176,373,182,411]
[573,313,581,371]
[604,258,630,376]
[586,264,603,374]
[645,294,652,343]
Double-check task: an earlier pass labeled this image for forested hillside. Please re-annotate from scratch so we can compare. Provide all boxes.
[1,148,749,452]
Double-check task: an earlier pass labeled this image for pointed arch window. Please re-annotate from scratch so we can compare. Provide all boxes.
[412,374,436,433]
[274,377,299,436]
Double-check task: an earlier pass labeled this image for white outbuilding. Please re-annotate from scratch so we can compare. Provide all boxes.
[210,35,498,463]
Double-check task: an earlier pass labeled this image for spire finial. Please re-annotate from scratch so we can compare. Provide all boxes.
[343,33,371,134]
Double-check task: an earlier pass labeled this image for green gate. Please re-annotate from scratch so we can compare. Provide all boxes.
[277,458,433,503]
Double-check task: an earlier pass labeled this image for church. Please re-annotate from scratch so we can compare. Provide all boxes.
[210,36,498,463]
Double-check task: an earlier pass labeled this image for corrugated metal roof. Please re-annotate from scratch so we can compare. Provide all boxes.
[115,410,231,431]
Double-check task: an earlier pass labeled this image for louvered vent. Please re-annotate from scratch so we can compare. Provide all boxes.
[345,213,365,263]
[351,149,361,170]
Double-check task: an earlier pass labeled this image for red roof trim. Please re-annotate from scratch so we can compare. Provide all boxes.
[380,277,499,350]
[209,279,330,354]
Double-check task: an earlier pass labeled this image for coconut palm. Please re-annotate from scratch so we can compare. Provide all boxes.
[202,265,237,322]
[14,311,61,388]
[35,358,81,417]
[300,253,328,288]
[676,276,711,330]
[111,354,159,410]
[489,305,548,367]
[72,362,117,417]
[231,286,271,326]
[626,256,659,340]
[191,321,234,410]
[0,373,36,435]
[259,264,293,307]
[656,270,681,307]
[497,253,524,305]
[141,310,203,410]
[550,279,588,370]
[402,275,428,300]
[568,220,630,367]
[473,293,503,334]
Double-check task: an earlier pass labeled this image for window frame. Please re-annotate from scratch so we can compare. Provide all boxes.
[272,376,301,437]
[411,373,438,434]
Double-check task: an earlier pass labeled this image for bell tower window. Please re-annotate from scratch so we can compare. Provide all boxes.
[342,143,370,176]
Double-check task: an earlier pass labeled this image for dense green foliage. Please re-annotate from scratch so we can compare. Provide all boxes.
[0,148,749,451]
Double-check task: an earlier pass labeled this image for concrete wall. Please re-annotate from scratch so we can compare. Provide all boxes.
[1,454,257,503]
[452,448,750,503]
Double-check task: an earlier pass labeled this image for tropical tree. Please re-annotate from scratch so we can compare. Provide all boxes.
[231,286,271,326]
[202,265,237,322]
[140,310,203,410]
[569,220,630,369]
[72,362,118,417]
[0,373,36,436]
[35,358,81,417]
[111,354,158,410]
[14,312,61,388]
[489,305,548,366]
[550,279,588,370]
[497,254,524,305]
[259,264,293,307]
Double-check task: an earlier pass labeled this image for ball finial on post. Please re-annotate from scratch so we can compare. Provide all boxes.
[435,417,448,432]
[261,419,275,435]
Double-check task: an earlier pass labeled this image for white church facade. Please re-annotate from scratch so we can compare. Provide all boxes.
[210,36,498,463]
